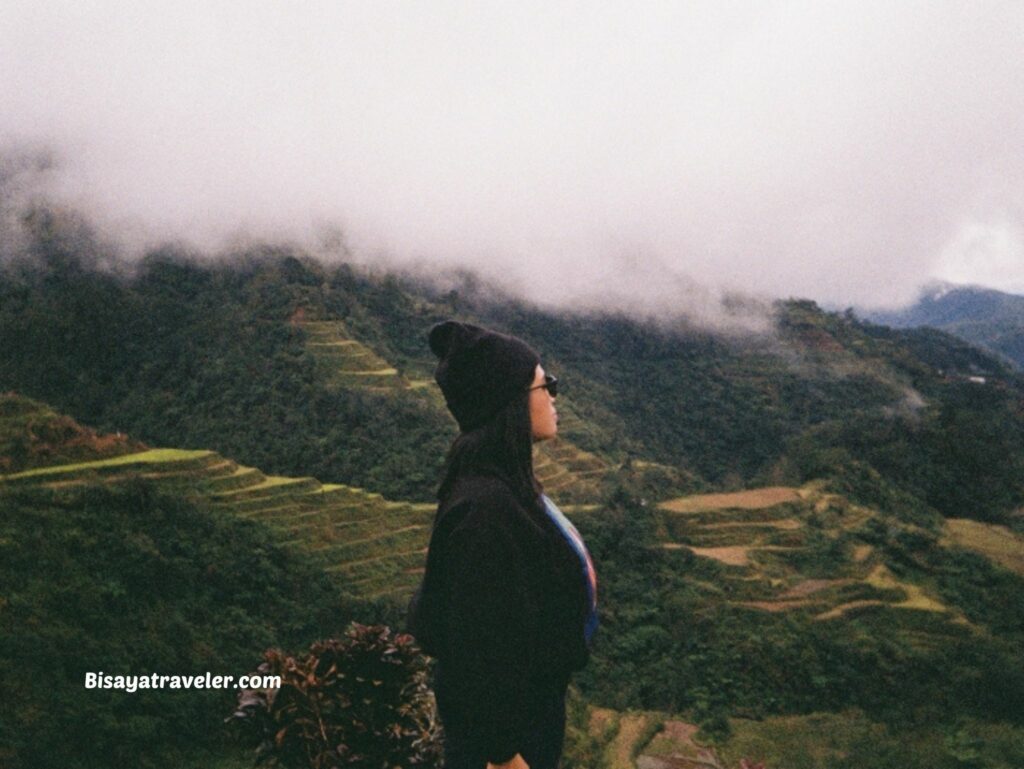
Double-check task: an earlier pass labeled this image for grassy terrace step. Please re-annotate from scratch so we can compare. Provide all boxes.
[659,486,802,514]
[230,495,327,514]
[326,371,403,386]
[0,435,435,603]
[677,527,807,548]
[346,567,424,591]
[306,339,373,349]
[660,542,801,567]
[536,465,570,482]
[200,466,265,493]
[251,491,385,511]
[733,577,902,613]
[308,345,390,364]
[209,476,322,501]
[308,483,385,504]
[164,457,239,480]
[942,518,1024,575]
[280,514,420,542]
[0,449,218,485]
[545,445,606,470]
[703,519,803,532]
[297,319,408,390]
[256,509,330,527]
[544,477,577,492]
[667,517,805,539]
[664,505,806,527]
[365,581,420,601]
[306,338,361,346]
[233,505,308,521]
[337,572,422,602]
[216,493,333,514]
[236,494,389,518]
[532,456,598,487]
[310,348,383,369]
[325,547,428,578]
[563,457,607,473]
[532,449,605,501]
[310,525,428,562]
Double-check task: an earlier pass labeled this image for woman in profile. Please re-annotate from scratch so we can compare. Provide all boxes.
[409,320,598,769]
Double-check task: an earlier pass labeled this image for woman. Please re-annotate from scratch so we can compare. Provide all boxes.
[409,320,598,769]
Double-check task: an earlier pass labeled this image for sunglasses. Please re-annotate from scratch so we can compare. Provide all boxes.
[527,374,558,398]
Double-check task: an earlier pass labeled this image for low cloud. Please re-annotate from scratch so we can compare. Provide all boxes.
[2,1,1022,317]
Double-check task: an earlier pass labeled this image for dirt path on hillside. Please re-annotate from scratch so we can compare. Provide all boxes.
[660,487,800,514]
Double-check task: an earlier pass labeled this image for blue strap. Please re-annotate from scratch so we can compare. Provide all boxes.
[541,494,598,645]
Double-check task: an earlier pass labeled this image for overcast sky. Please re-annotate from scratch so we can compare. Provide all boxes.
[2,1,1022,313]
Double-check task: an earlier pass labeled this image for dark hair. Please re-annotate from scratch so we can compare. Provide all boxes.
[437,389,543,510]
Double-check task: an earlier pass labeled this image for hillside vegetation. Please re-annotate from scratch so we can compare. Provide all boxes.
[4,205,1024,768]
[4,208,1024,524]
[0,477,348,769]
[7,394,1024,768]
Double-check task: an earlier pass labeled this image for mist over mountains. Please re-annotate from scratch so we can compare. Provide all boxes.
[3,192,1024,768]
[4,4,1024,765]
[864,281,1024,370]
[2,191,1023,514]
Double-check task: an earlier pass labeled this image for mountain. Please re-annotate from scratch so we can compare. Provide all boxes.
[0,396,350,769]
[3,205,1024,768]
[5,392,1024,768]
[4,209,1024,525]
[864,281,1024,369]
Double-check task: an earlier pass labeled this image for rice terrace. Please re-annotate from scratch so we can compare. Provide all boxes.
[3,246,1024,768]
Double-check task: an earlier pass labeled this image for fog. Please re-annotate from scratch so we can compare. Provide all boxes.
[2,1,1022,316]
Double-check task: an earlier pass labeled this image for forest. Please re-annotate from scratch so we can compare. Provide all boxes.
[2,206,1024,768]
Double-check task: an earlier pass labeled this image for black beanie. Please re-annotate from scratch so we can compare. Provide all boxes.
[429,320,541,433]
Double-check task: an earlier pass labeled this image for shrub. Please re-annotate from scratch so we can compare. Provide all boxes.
[227,623,442,768]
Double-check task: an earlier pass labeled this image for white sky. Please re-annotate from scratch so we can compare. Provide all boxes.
[2,1,1023,312]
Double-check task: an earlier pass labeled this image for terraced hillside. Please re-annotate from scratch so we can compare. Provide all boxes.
[0,443,434,603]
[656,485,973,643]
[581,705,758,769]
[586,707,705,769]
[0,391,615,601]
[295,317,408,390]
[0,435,618,601]
[534,436,609,501]
[941,517,1024,576]
[292,315,615,501]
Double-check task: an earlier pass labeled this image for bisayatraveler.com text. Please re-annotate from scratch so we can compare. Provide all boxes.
[84,672,281,692]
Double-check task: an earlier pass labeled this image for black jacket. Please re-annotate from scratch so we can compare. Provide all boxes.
[408,471,590,763]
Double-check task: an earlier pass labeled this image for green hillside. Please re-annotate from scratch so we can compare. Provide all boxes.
[5,210,1024,523]
[0,476,348,769]
[4,205,1024,767]
[568,488,1024,768]
[0,392,620,612]
[0,392,144,473]
[294,315,408,390]
[4,384,1024,767]
[462,295,1024,524]
[0,398,427,605]
[0,215,621,503]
